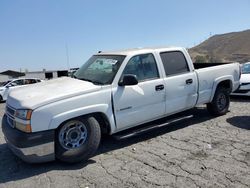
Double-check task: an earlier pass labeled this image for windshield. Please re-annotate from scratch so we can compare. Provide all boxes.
[242,63,250,74]
[74,55,126,85]
[0,80,11,87]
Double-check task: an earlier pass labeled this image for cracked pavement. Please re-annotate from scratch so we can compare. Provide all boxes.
[0,96,249,188]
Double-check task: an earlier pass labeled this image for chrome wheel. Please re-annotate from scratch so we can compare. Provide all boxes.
[59,120,88,150]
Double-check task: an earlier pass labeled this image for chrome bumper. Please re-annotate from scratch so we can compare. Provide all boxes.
[2,114,55,163]
[5,137,55,163]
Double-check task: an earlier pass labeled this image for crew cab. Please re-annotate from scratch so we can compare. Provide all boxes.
[2,47,240,163]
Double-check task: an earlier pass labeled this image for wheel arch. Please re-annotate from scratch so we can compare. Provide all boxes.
[51,111,112,135]
[210,77,233,102]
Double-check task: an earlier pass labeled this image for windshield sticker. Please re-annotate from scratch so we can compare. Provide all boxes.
[95,58,118,65]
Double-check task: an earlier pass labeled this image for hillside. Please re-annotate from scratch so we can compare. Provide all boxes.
[189,29,250,63]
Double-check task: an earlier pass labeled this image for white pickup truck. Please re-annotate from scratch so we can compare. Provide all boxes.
[2,47,240,163]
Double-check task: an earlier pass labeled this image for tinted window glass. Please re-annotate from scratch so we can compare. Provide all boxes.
[30,79,37,84]
[242,63,250,74]
[11,80,24,86]
[24,79,37,84]
[160,51,189,76]
[122,53,159,82]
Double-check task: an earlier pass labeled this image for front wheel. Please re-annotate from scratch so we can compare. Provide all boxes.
[55,116,101,163]
[207,87,230,116]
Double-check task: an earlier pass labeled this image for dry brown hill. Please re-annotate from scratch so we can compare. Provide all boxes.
[189,29,250,63]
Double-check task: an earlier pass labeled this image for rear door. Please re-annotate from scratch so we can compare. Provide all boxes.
[159,51,198,115]
[112,53,166,130]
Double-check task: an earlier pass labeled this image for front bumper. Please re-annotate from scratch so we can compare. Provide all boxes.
[2,115,55,163]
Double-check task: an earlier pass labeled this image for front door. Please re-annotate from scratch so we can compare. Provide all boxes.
[113,53,166,131]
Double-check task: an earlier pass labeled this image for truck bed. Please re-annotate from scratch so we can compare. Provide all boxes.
[194,62,240,105]
[193,62,230,69]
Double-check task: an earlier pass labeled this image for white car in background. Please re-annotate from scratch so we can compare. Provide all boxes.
[0,78,42,102]
[232,62,250,96]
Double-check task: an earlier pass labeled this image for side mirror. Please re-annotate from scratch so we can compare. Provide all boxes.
[119,74,138,86]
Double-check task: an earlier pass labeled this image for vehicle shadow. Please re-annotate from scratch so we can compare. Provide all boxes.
[227,116,250,130]
[0,107,212,184]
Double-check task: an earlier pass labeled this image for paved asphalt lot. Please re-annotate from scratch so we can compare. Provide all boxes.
[0,97,249,188]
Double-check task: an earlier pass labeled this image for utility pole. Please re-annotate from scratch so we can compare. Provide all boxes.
[65,43,70,71]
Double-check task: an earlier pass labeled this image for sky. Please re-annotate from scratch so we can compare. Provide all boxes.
[0,0,250,72]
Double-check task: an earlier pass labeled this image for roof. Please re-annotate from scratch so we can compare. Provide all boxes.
[0,70,25,77]
[97,46,184,56]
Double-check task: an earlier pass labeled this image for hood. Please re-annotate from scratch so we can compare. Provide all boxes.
[7,77,102,109]
[240,74,250,84]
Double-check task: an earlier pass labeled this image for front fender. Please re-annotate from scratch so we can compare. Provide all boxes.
[48,104,116,134]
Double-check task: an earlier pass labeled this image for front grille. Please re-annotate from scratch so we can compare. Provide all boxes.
[6,105,16,128]
[7,116,15,128]
[6,105,15,117]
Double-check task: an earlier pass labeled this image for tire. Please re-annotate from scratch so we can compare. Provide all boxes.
[207,87,230,116]
[55,116,101,163]
[0,95,2,102]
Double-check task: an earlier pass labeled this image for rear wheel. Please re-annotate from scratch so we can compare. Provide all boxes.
[0,95,3,102]
[55,116,101,163]
[207,87,230,116]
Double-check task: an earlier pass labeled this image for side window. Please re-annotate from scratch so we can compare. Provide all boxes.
[24,79,36,84]
[24,79,29,85]
[122,53,159,82]
[31,79,37,84]
[30,79,37,84]
[160,51,189,76]
[11,80,24,86]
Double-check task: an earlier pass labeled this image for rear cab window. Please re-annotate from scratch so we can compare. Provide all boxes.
[160,51,190,76]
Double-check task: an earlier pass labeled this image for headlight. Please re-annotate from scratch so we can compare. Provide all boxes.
[14,109,32,132]
[15,109,32,120]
